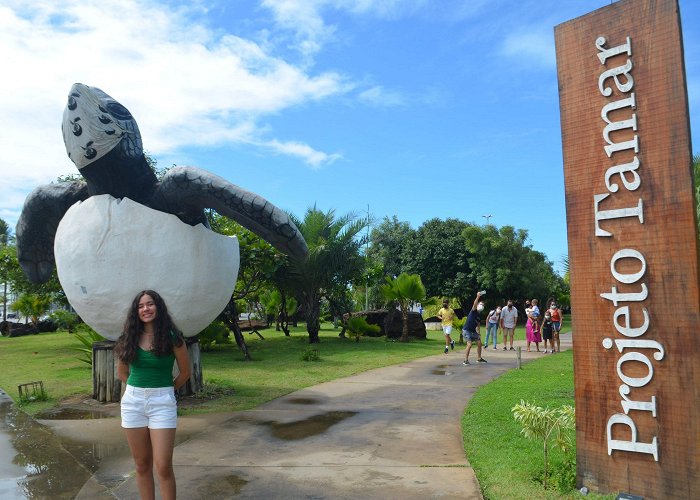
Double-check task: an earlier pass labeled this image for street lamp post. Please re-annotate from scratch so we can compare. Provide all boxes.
[365,204,370,312]
[482,214,493,225]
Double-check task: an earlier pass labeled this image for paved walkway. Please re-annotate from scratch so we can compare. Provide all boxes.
[40,333,572,499]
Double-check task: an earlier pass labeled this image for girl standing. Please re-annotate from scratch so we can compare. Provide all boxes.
[116,290,191,500]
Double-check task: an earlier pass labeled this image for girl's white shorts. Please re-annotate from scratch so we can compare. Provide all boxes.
[120,385,177,429]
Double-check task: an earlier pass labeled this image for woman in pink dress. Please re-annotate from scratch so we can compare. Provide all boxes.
[525,305,542,352]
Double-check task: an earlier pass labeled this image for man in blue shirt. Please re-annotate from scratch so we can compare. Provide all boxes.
[462,290,487,365]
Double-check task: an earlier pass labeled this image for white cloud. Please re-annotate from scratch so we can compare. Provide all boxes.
[0,0,348,226]
[264,139,343,168]
[358,85,405,106]
[500,30,556,69]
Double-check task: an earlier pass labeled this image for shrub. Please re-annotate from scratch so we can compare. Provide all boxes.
[17,381,48,405]
[198,321,232,351]
[72,324,106,366]
[301,347,321,361]
[346,316,381,342]
[50,309,79,332]
[512,400,575,491]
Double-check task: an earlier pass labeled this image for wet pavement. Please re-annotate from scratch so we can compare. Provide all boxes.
[0,333,571,499]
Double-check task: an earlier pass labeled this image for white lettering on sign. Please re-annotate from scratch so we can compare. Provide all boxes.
[594,37,663,461]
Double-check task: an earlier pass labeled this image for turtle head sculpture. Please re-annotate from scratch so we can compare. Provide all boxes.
[61,83,155,204]
[16,83,309,338]
[17,82,308,286]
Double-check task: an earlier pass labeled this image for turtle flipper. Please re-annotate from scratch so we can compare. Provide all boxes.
[16,181,89,283]
[151,166,308,260]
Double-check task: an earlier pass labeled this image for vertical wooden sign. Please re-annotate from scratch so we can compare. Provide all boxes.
[555,0,699,497]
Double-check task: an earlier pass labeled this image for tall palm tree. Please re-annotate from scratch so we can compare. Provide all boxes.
[380,272,432,342]
[286,207,367,344]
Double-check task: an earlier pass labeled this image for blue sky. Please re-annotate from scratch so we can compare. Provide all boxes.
[1,0,698,274]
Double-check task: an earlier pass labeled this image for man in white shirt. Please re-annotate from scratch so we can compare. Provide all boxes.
[500,300,518,351]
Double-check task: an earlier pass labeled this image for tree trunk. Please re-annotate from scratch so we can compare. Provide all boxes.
[280,290,290,336]
[176,337,202,396]
[305,294,321,344]
[400,306,409,342]
[221,299,252,360]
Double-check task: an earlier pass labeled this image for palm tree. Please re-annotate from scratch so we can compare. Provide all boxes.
[11,293,52,324]
[286,207,367,344]
[380,272,432,342]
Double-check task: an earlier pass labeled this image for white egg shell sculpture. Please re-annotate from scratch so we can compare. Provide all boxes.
[54,195,239,340]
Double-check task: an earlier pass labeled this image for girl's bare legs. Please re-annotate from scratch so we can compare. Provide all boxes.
[150,428,177,500]
[125,427,155,500]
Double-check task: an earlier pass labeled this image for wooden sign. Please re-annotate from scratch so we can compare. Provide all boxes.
[555,0,699,497]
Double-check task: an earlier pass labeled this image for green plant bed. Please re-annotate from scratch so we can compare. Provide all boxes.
[462,346,612,500]
[0,322,447,416]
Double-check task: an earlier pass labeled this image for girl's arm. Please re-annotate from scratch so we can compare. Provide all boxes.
[173,342,191,390]
[117,359,130,383]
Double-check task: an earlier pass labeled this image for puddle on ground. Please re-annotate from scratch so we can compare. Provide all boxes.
[0,392,202,499]
[285,397,320,405]
[430,369,453,376]
[260,411,357,441]
[200,473,249,496]
[34,407,111,420]
[0,399,94,499]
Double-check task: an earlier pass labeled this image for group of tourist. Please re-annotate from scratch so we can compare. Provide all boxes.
[437,294,563,365]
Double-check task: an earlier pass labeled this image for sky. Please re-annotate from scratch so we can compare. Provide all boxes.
[1,0,698,275]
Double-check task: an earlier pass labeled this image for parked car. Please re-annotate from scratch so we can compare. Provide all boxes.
[5,313,19,323]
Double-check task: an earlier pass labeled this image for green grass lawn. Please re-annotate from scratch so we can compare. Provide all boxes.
[0,322,449,415]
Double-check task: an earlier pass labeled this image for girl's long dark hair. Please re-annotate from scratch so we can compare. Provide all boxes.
[115,290,184,363]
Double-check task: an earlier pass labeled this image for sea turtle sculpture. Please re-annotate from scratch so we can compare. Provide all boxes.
[16,83,308,284]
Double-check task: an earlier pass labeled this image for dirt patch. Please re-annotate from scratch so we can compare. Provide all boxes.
[42,394,122,419]
[38,383,236,420]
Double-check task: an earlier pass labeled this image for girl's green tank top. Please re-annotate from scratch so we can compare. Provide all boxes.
[126,332,177,388]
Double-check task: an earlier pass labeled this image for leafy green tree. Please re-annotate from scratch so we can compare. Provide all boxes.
[0,218,9,246]
[368,216,414,278]
[402,218,476,311]
[379,272,433,342]
[1,244,66,305]
[0,243,12,321]
[208,212,283,358]
[260,288,298,334]
[285,207,368,344]
[11,293,52,324]
[463,224,564,306]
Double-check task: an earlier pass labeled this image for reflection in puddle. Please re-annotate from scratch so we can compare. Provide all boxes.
[260,411,357,441]
[285,397,320,405]
[0,399,93,499]
[430,369,453,376]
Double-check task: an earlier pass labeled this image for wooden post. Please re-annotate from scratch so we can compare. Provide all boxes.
[555,1,699,496]
[175,337,202,397]
[516,346,522,370]
[92,341,121,402]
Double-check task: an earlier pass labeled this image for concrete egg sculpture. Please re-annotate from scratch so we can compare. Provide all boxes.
[16,83,307,339]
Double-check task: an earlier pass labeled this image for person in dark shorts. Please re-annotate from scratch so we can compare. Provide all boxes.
[541,311,555,353]
[462,290,487,365]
